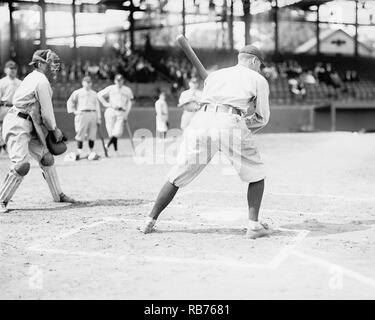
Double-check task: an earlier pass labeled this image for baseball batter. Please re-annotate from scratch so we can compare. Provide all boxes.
[0,49,76,213]
[178,77,202,130]
[155,91,169,139]
[139,45,271,239]
[97,74,133,154]
[0,61,21,153]
[67,76,101,160]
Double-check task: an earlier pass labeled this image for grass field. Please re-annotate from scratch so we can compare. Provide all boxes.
[1,132,375,299]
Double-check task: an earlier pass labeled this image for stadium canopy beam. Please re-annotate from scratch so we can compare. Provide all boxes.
[8,0,16,59]
[274,0,279,55]
[72,0,77,63]
[355,0,359,57]
[242,0,251,45]
[228,0,234,50]
[39,0,46,48]
[182,0,186,36]
[316,4,320,55]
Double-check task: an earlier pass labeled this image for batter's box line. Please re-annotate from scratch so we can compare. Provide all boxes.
[27,217,309,271]
[179,189,375,202]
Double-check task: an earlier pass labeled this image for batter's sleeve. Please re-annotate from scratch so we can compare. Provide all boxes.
[246,77,270,130]
[35,81,57,130]
[66,90,78,113]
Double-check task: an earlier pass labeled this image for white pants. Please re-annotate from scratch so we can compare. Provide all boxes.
[2,111,49,167]
[74,112,98,141]
[168,111,266,188]
[104,108,126,138]
[0,106,11,146]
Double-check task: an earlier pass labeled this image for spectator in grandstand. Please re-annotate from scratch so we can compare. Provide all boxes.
[288,75,306,102]
[301,70,316,85]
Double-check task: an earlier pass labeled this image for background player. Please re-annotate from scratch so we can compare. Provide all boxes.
[178,77,202,130]
[97,74,134,155]
[67,76,101,160]
[154,91,169,140]
[139,45,271,239]
[0,49,76,213]
[0,61,21,154]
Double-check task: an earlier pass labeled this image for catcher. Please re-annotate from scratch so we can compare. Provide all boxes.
[0,49,76,213]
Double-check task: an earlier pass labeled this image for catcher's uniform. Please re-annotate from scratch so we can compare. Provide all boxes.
[168,64,270,187]
[0,76,21,146]
[0,69,67,206]
[98,84,133,138]
[155,98,168,133]
[178,88,202,130]
[67,88,101,142]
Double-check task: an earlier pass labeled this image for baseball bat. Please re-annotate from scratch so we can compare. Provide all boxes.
[176,35,208,80]
[97,124,108,158]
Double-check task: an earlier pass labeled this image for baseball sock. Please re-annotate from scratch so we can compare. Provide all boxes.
[149,181,179,220]
[88,140,94,150]
[107,136,114,148]
[113,138,118,151]
[247,179,265,223]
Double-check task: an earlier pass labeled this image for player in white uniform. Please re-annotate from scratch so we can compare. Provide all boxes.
[0,61,21,153]
[67,76,101,160]
[154,91,169,139]
[0,50,76,213]
[178,77,202,130]
[97,74,133,154]
[139,45,271,239]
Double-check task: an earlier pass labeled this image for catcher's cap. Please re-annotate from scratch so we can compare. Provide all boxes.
[29,49,60,66]
[5,60,17,69]
[114,74,124,81]
[46,131,67,156]
[239,44,265,67]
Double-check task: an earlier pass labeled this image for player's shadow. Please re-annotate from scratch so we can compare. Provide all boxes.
[7,198,152,212]
[280,218,375,237]
[154,227,293,238]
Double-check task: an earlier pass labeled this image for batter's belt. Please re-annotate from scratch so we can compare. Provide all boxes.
[199,103,242,116]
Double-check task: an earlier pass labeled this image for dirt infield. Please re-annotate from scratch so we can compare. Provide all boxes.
[1,132,375,299]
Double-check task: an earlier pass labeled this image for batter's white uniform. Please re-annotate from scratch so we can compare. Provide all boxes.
[2,70,57,166]
[98,85,133,138]
[155,98,168,133]
[0,76,21,146]
[67,88,101,141]
[178,88,202,130]
[168,64,270,187]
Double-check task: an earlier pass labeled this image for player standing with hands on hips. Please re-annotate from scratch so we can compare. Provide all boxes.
[139,45,271,239]
[0,61,21,154]
[178,77,202,130]
[0,50,76,213]
[67,76,101,160]
[98,74,134,155]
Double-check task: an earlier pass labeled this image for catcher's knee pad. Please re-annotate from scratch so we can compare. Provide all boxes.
[40,153,55,167]
[14,162,30,176]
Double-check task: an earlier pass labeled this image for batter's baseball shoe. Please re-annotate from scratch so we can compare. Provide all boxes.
[246,222,273,239]
[88,151,100,161]
[59,193,77,203]
[138,217,157,234]
[0,202,8,213]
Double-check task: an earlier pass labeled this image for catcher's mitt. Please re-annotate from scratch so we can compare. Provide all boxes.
[46,131,68,156]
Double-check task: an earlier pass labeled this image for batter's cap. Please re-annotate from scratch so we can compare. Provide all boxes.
[239,44,265,67]
[5,60,17,69]
[28,49,60,66]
